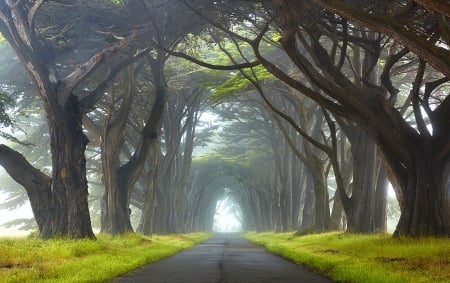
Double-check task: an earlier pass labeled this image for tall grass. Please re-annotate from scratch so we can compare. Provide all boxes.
[243,232,450,283]
[0,232,210,283]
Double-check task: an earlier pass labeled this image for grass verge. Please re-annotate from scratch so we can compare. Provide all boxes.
[0,232,211,283]
[242,232,449,283]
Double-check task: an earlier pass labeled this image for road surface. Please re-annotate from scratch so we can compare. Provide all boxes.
[112,233,334,283]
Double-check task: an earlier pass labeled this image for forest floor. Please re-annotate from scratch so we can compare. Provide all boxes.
[243,232,450,283]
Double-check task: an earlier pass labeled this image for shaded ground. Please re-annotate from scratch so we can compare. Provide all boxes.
[112,233,333,283]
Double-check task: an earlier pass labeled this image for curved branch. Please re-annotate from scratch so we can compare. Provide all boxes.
[0,144,51,190]
[156,46,261,70]
[336,18,348,70]
[250,32,347,116]
[381,47,410,103]
[322,109,351,210]
[311,0,450,78]
[0,144,54,237]
[27,0,43,29]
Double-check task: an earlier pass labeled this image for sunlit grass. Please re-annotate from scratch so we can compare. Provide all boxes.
[243,232,450,283]
[0,232,211,283]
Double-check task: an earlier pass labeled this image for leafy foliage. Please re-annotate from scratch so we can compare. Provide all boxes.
[210,65,274,105]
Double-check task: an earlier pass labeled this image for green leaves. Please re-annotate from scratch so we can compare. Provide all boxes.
[210,65,274,105]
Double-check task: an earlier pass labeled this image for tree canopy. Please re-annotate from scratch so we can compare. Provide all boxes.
[0,0,448,238]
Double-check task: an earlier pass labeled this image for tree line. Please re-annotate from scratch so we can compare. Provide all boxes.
[0,0,448,239]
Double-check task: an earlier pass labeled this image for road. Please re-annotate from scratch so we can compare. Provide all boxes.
[112,233,334,283]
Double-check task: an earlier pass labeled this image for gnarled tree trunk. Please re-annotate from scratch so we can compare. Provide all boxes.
[50,95,94,238]
[390,140,450,237]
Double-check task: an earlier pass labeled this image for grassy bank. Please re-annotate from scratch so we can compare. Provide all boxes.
[243,232,449,283]
[0,232,210,283]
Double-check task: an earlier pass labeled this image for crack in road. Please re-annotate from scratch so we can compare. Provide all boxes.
[218,239,229,283]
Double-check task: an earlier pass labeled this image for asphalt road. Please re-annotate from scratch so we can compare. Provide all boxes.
[112,233,333,283]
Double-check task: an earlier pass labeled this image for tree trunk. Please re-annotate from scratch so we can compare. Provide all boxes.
[310,159,330,232]
[329,189,345,230]
[49,95,95,239]
[392,141,450,237]
[298,174,315,233]
[136,145,160,235]
[99,69,135,234]
[374,162,387,232]
[346,128,377,233]
[100,175,133,234]
[101,55,167,235]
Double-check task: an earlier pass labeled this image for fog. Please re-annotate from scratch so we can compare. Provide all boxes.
[0,190,33,237]
[213,197,242,233]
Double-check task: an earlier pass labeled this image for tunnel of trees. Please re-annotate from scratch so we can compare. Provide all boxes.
[0,0,448,238]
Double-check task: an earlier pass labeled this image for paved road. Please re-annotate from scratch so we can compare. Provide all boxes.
[112,233,333,283]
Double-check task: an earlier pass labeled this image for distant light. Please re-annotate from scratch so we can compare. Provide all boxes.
[213,197,242,233]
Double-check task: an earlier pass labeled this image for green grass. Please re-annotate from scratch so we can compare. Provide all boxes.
[242,232,450,283]
[0,232,211,283]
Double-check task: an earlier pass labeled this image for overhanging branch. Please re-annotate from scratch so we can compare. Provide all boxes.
[311,0,450,78]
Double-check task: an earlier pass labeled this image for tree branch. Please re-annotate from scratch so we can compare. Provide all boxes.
[78,46,150,112]
[414,0,450,18]
[0,144,51,191]
[60,30,138,107]
[411,59,430,136]
[311,0,450,78]
[156,45,261,70]
[27,0,43,29]
[380,47,409,104]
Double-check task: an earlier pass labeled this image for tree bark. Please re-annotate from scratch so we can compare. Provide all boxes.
[374,162,387,232]
[50,95,95,238]
[391,140,450,237]
[0,145,53,238]
[136,143,160,235]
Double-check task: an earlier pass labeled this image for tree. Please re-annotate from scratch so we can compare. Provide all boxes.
[262,1,449,236]
[0,1,140,238]
[141,84,205,234]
